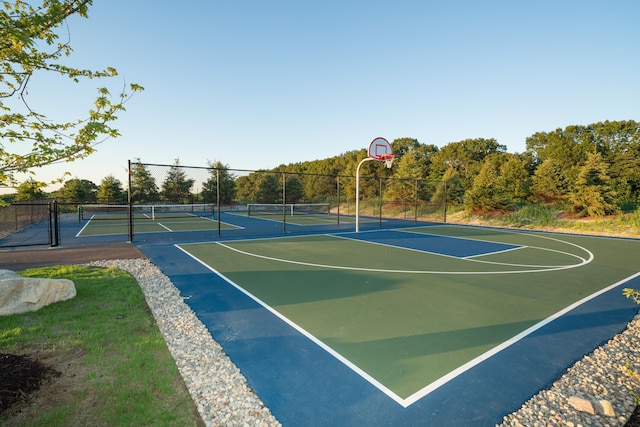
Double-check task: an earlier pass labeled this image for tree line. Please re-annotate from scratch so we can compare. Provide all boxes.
[6,120,639,217]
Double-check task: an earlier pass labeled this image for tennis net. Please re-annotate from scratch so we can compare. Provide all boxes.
[247,203,330,217]
[79,203,215,220]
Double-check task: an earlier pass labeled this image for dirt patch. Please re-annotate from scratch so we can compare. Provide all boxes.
[0,353,60,412]
[0,343,91,426]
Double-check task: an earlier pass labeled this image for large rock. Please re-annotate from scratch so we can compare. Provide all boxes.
[0,269,76,316]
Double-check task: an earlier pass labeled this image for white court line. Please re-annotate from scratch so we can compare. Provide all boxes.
[76,216,93,237]
[156,222,172,232]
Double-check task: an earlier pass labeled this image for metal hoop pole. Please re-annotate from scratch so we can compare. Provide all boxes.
[356,157,375,232]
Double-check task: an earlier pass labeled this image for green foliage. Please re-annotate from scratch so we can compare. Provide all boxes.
[432,168,464,205]
[161,159,194,203]
[201,161,237,204]
[284,175,304,203]
[531,159,567,202]
[0,0,143,186]
[498,155,531,203]
[568,152,619,217]
[14,178,47,200]
[385,149,423,202]
[527,120,640,205]
[464,156,512,211]
[97,174,126,203]
[430,138,506,191]
[256,174,280,203]
[130,159,159,203]
[55,178,97,202]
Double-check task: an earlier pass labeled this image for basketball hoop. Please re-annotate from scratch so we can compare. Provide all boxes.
[356,137,395,232]
[379,153,395,169]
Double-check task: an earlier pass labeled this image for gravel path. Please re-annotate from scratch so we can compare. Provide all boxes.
[90,259,640,427]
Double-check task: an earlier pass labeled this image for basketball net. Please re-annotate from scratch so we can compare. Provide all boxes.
[380,153,394,169]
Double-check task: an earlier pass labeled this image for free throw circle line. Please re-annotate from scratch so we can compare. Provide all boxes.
[215,237,592,275]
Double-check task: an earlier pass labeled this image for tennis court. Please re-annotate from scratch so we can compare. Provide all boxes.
[76,203,378,237]
[136,223,640,425]
[77,204,241,236]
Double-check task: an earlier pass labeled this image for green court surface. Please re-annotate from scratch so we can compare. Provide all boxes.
[77,214,240,236]
[178,225,640,402]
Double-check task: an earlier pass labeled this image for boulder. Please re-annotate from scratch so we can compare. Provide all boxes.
[0,269,76,316]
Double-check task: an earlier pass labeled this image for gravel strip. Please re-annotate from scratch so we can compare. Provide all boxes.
[90,259,640,426]
[89,259,281,427]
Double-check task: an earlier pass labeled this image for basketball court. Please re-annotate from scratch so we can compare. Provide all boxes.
[136,223,639,426]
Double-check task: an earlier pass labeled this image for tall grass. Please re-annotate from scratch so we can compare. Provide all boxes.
[504,204,559,228]
[563,207,640,235]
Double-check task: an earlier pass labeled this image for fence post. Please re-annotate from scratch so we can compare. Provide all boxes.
[336,175,340,226]
[216,168,221,237]
[282,172,286,233]
[414,179,419,224]
[443,179,448,223]
[53,200,60,247]
[128,160,134,242]
[47,202,53,247]
[379,177,383,226]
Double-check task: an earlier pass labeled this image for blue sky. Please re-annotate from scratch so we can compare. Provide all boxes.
[13,0,640,189]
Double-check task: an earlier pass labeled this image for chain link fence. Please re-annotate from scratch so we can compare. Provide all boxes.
[126,161,446,240]
[0,201,59,247]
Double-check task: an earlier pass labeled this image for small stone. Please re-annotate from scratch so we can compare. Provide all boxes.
[597,399,615,417]
[568,396,595,415]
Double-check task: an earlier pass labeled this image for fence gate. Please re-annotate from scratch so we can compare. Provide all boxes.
[0,201,59,248]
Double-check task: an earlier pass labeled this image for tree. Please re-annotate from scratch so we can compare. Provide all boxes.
[15,179,47,200]
[284,175,304,203]
[55,178,97,202]
[465,155,511,212]
[0,0,143,186]
[201,161,236,204]
[161,159,194,203]
[97,175,126,203]
[498,155,532,203]
[235,174,257,202]
[130,160,159,203]
[302,159,339,202]
[430,138,506,190]
[568,152,619,217]
[385,149,422,202]
[531,159,567,203]
[255,174,280,203]
[432,168,464,205]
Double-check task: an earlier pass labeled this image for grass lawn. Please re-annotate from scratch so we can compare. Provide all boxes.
[0,265,203,426]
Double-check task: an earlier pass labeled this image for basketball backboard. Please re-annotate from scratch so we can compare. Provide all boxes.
[367,137,394,168]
